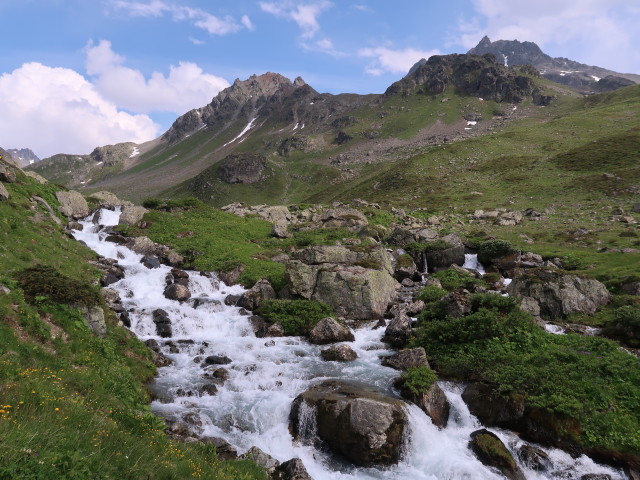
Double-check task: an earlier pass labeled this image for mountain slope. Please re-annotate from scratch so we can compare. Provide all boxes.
[468,36,639,93]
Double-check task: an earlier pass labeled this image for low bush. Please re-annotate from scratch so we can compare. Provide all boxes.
[477,239,516,265]
[15,265,101,307]
[255,299,334,336]
[431,269,480,291]
[414,285,446,303]
[400,365,438,396]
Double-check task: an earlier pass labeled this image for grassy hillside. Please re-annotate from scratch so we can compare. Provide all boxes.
[0,172,266,479]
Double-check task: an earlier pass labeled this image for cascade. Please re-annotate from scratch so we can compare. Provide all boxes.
[71,209,625,480]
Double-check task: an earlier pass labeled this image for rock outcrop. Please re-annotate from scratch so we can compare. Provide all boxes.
[507,269,611,319]
[290,380,408,466]
[308,317,355,345]
[469,429,526,480]
[55,190,89,219]
[217,154,268,184]
[285,245,398,320]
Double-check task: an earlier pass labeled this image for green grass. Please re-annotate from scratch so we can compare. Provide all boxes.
[0,176,266,479]
[412,294,640,455]
[255,299,334,336]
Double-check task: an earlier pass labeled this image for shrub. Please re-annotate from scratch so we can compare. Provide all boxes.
[478,239,516,265]
[560,255,587,271]
[142,197,163,209]
[432,269,479,291]
[470,293,517,314]
[405,240,451,256]
[15,265,101,307]
[414,285,446,303]
[401,366,438,396]
[255,299,334,336]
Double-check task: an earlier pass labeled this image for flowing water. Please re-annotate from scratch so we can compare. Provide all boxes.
[72,209,625,480]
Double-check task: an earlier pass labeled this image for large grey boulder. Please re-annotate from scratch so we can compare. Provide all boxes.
[507,270,611,318]
[319,207,368,230]
[290,380,408,466]
[240,446,279,472]
[424,234,466,272]
[321,343,358,361]
[78,305,106,335]
[395,379,449,429]
[271,458,312,480]
[119,205,148,226]
[89,191,131,208]
[56,190,89,219]
[163,283,191,302]
[383,313,413,348]
[382,347,429,370]
[309,317,355,345]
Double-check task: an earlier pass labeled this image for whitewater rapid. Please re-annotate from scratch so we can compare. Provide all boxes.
[72,209,625,480]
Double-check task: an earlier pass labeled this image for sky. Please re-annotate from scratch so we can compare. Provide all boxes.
[1,0,639,158]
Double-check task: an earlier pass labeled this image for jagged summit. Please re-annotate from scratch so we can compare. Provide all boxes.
[467,36,639,92]
[7,148,40,168]
[388,53,553,105]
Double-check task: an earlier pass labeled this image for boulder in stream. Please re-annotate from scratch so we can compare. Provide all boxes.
[272,458,313,480]
[290,380,408,467]
[469,429,526,480]
[308,317,355,345]
[321,344,358,362]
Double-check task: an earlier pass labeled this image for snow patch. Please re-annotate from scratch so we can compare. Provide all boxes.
[466,121,477,126]
[96,161,103,165]
[591,75,601,82]
[502,54,508,67]
[129,147,140,158]
[222,118,257,148]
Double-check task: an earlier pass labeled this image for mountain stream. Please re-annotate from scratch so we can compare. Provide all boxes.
[73,208,625,480]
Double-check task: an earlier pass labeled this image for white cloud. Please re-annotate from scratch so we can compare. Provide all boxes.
[456,0,640,73]
[0,62,159,158]
[85,40,230,114]
[259,1,332,38]
[109,0,249,35]
[241,15,255,31]
[359,47,441,76]
[301,37,345,57]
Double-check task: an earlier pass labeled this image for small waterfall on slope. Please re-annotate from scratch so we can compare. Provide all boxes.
[71,209,626,480]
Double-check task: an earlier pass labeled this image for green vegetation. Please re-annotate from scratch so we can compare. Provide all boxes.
[411,293,640,454]
[0,176,266,479]
[255,299,334,336]
[477,239,516,265]
[413,285,446,303]
[431,269,480,291]
[400,366,438,397]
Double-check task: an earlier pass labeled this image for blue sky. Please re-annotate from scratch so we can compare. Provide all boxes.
[1,0,639,158]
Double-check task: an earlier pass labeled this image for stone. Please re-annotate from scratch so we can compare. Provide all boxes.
[218,154,267,184]
[383,313,413,348]
[240,446,279,472]
[507,270,611,318]
[395,379,449,429]
[321,344,358,361]
[381,347,429,370]
[442,290,472,318]
[24,171,48,184]
[152,309,172,338]
[78,305,106,335]
[290,380,408,467]
[265,322,284,337]
[218,265,245,286]
[204,355,232,365]
[199,436,237,460]
[237,279,276,310]
[118,205,148,226]
[621,282,640,296]
[0,182,8,201]
[128,236,157,255]
[469,429,526,480]
[271,458,312,480]
[308,317,355,345]
[88,191,130,208]
[272,219,291,238]
[319,207,368,230]
[163,283,191,302]
[424,241,465,272]
[55,190,89,219]
[517,444,552,472]
[0,163,17,183]
[141,254,161,269]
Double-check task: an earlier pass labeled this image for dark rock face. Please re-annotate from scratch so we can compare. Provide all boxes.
[321,343,358,362]
[383,312,413,348]
[290,380,408,467]
[387,53,545,105]
[517,444,552,472]
[217,154,267,184]
[395,378,449,429]
[141,254,161,269]
[308,317,355,345]
[152,308,172,338]
[462,383,525,428]
[199,436,238,460]
[163,283,191,302]
[204,355,232,365]
[469,429,526,480]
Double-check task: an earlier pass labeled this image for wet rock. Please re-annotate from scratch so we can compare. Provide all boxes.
[204,355,232,365]
[425,235,465,272]
[392,252,418,281]
[580,475,612,480]
[469,429,526,480]
[308,317,355,345]
[381,347,429,370]
[249,315,268,337]
[163,283,191,302]
[395,378,449,429]
[271,458,312,480]
[218,265,245,286]
[152,309,172,338]
[517,444,552,472]
[56,190,89,219]
[129,236,157,255]
[197,383,218,396]
[240,446,280,472]
[265,322,284,337]
[462,383,525,428]
[290,380,407,467]
[383,313,413,348]
[321,344,358,362]
[237,279,276,310]
[224,294,241,306]
[141,254,161,269]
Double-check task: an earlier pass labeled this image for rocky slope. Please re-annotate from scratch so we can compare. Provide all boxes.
[467,36,639,93]
[6,147,40,167]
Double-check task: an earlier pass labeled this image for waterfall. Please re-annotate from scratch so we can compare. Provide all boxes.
[71,208,626,480]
